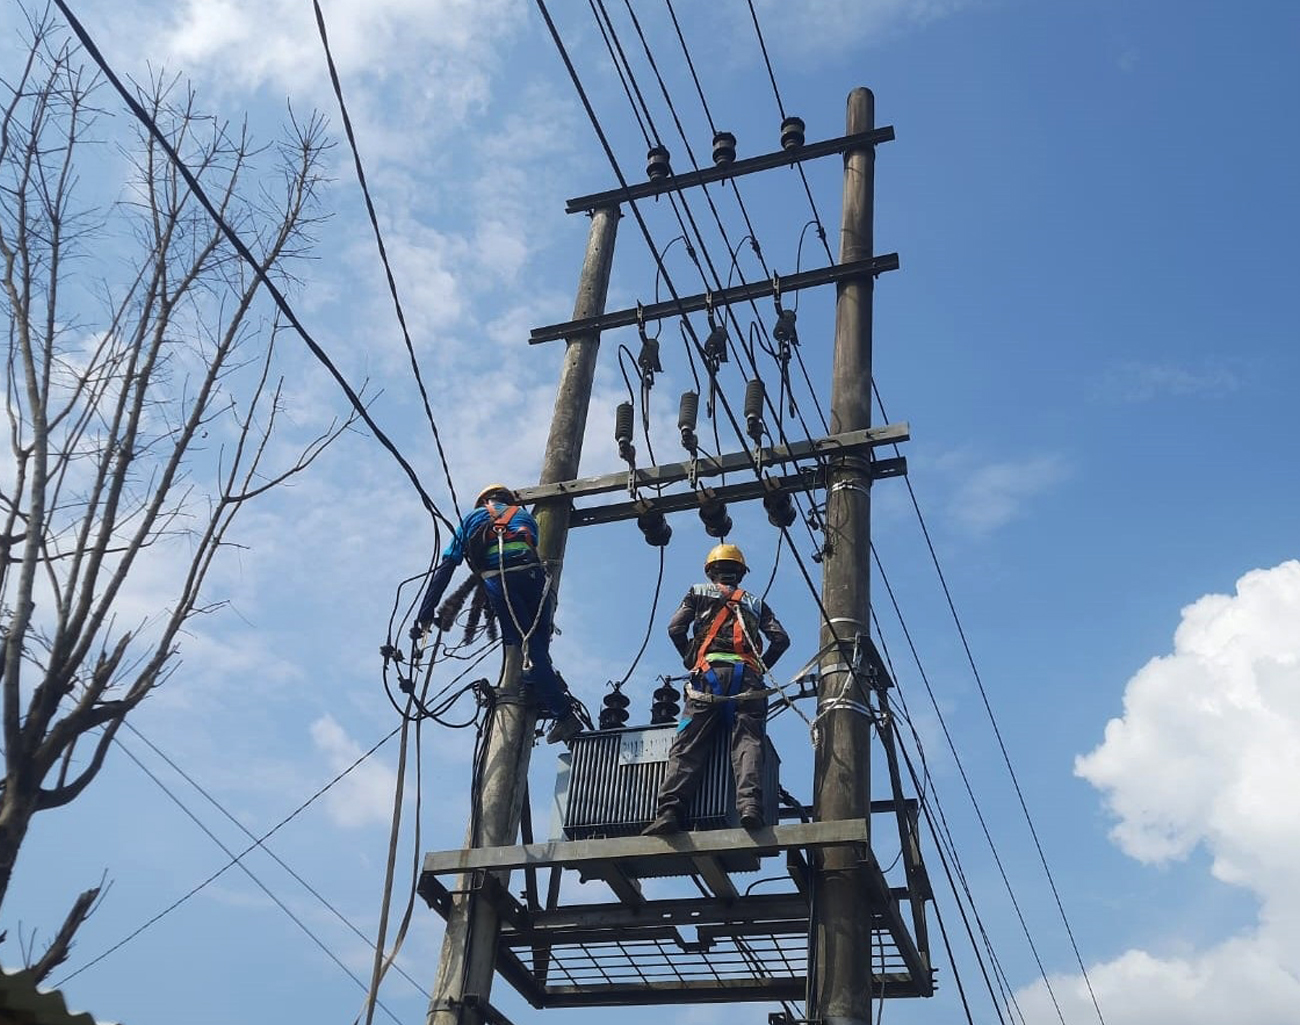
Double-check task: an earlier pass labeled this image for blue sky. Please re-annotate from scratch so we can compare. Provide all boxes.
[2,1,1298,1023]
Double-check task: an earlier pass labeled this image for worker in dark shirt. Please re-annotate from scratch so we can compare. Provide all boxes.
[411,483,583,745]
[643,543,790,834]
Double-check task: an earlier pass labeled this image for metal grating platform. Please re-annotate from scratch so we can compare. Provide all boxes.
[419,816,934,1007]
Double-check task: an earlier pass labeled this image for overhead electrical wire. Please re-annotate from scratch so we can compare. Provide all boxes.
[608,0,819,449]
[534,0,869,716]
[120,721,430,1000]
[870,545,1061,1024]
[870,376,1106,1024]
[536,12,1090,1025]
[604,0,842,576]
[50,0,456,535]
[613,545,666,687]
[55,723,404,987]
[744,0,836,268]
[869,616,1024,1025]
[311,0,462,520]
[735,5,1100,1015]
[110,739,411,1025]
[590,0,839,591]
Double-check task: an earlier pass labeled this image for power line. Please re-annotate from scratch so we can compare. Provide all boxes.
[110,739,411,1025]
[873,609,1026,1024]
[744,0,838,267]
[533,0,869,714]
[50,0,456,535]
[535,14,1077,1022]
[55,724,403,987]
[311,0,463,521]
[871,377,1106,1024]
[870,545,1064,1024]
[120,720,429,999]
[590,1,834,574]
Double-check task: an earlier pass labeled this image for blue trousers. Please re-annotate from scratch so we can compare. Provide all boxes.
[483,565,571,718]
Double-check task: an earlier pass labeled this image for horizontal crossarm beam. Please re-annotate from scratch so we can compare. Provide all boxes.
[565,126,895,213]
[568,458,904,527]
[529,254,899,343]
[514,423,909,506]
[421,819,868,879]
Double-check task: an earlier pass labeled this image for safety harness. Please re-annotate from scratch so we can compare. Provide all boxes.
[685,587,768,723]
[476,501,549,673]
[691,586,763,673]
[475,502,537,571]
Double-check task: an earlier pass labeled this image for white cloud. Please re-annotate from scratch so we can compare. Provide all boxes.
[159,0,524,121]
[1095,359,1241,403]
[755,0,977,53]
[1018,940,1300,1025]
[310,714,399,828]
[1033,561,1300,1024]
[944,453,1067,535]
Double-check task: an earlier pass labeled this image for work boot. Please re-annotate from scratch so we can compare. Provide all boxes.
[545,712,584,746]
[739,806,764,829]
[641,809,684,836]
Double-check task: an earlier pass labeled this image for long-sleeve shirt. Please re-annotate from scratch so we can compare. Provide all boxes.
[666,582,790,673]
[414,503,540,629]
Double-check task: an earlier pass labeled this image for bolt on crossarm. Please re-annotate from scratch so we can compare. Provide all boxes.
[426,205,620,1025]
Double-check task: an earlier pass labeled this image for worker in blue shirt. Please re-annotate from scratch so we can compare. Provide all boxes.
[412,484,583,745]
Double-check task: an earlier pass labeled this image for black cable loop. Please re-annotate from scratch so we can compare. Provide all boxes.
[51,0,457,534]
[792,218,824,313]
[614,545,665,687]
[726,234,758,290]
[653,234,689,306]
[312,0,462,521]
[616,344,641,407]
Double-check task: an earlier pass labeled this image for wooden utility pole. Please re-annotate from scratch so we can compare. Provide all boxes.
[426,205,619,1025]
[811,87,878,1025]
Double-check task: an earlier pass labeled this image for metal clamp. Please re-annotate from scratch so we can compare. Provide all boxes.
[829,479,871,498]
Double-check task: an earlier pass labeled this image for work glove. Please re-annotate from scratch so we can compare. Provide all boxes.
[409,622,427,641]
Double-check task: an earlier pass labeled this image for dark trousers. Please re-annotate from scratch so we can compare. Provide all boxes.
[656,664,767,820]
[483,565,570,718]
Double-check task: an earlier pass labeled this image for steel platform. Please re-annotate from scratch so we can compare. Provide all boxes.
[418,817,934,1008]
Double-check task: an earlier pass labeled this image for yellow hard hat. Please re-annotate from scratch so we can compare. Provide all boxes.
[475,483,516,507]
[704,543,747,574]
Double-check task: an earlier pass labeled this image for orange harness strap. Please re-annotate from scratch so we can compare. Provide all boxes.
[489,503,520,534]
[692,587,758,672]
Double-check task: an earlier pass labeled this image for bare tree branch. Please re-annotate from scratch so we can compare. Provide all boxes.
[0,8,341,965]
[27,883,101,982]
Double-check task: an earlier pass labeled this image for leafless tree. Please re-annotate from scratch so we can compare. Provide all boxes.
[0,11,347,978]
